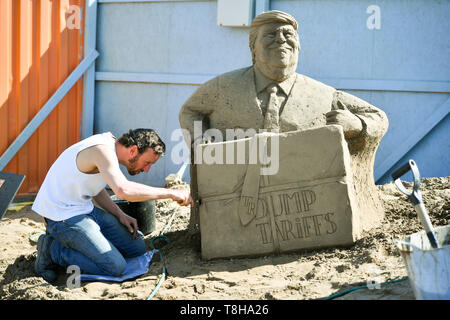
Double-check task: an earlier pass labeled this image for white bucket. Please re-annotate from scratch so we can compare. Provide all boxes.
[396,225,450,300]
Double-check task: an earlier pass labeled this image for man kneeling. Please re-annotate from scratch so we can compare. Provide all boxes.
[32,129,192,282]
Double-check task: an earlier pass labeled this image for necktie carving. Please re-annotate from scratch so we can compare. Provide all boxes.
[263,84,280,130]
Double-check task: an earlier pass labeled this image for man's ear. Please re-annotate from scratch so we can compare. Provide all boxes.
[129,145,139,157]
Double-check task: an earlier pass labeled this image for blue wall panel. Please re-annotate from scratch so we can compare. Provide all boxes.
[344,90,450,183]
[94,81,198,186]
[377,114,450,184]
[96,1,252,74]
[274,0,450,81]
[94,0,450,186]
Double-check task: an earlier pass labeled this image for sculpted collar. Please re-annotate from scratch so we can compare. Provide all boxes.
[253,66,297,96]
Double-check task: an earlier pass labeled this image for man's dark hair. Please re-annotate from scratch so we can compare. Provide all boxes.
[118,128,166,155]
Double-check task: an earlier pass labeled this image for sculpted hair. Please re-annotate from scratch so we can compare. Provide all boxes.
[118,128,166,155]
[249,10,299,64]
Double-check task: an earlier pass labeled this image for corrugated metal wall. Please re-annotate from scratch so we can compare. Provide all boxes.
[0,0,85,194]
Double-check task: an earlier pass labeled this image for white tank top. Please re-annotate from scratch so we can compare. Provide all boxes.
[32,132,117,221]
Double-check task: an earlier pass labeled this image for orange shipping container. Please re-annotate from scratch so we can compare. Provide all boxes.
[0,0,85,195]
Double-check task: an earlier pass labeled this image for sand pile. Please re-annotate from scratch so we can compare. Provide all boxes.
[0,177,448,300]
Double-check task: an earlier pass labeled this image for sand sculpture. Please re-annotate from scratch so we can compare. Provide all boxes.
[179,10,388,258]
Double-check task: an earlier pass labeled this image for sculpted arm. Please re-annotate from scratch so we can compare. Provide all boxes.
[179,77,218,146]
[327,90,388,151]
[91,145,192,206]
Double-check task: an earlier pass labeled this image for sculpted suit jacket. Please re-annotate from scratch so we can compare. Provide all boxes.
[179,66,388,153]
[179,66,389,230]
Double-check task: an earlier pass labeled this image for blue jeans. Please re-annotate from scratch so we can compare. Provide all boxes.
[45,207,146,276]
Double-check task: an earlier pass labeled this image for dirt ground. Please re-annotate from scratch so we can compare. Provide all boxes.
[0,177,448,300]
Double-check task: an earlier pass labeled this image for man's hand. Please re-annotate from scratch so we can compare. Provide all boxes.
[93,189,140,238]
[326,109,363,139]
[118,212,139,239]
[169,189,194,207]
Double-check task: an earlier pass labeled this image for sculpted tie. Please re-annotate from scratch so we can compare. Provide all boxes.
[263,84,280,130]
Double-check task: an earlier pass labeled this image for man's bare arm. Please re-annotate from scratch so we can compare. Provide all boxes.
[91,145,192,206]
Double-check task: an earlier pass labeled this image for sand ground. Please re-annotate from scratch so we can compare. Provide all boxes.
[0,177,448,300]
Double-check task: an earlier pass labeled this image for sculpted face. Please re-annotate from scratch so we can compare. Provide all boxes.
[253,22,300,81]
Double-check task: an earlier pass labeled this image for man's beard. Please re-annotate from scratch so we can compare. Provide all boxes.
[127,154,141,176]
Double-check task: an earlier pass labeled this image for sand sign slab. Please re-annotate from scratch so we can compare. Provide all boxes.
[196,125,361,259]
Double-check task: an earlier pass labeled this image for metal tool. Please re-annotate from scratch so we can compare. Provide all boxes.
[391,159,440,249]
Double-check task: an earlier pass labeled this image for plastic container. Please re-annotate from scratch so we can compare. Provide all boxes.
[114,200,156,235]
[396,225,450,300]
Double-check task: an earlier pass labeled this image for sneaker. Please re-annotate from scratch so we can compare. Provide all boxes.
[34,234,57,283]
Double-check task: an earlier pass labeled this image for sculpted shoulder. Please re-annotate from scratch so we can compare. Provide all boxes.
[183,67,252,99]
[208,66,254,89]
[297,73,336,95]
[211,69,337,95]
[184,66,254,105]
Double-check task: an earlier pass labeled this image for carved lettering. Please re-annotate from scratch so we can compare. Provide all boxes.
[271,194,282,217]
[295,218,304,238]
[325,212,338,235]
[291,192,303,213]
[275,219,286,241]
[255,197,269,220]
[256,222,272,244]
[312,215,322,236]
[242,196,256,216]
[256,213,338,244]
[252,189,338,245]
[302,216,312,238]
[301,190,316,212]
[274,189,317,216]
[278,194,289,216]
[281,219,297,240]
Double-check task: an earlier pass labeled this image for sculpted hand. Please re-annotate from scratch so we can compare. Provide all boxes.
[119,212,139,239]
[326,109,363,139]
[170,189,194,207]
